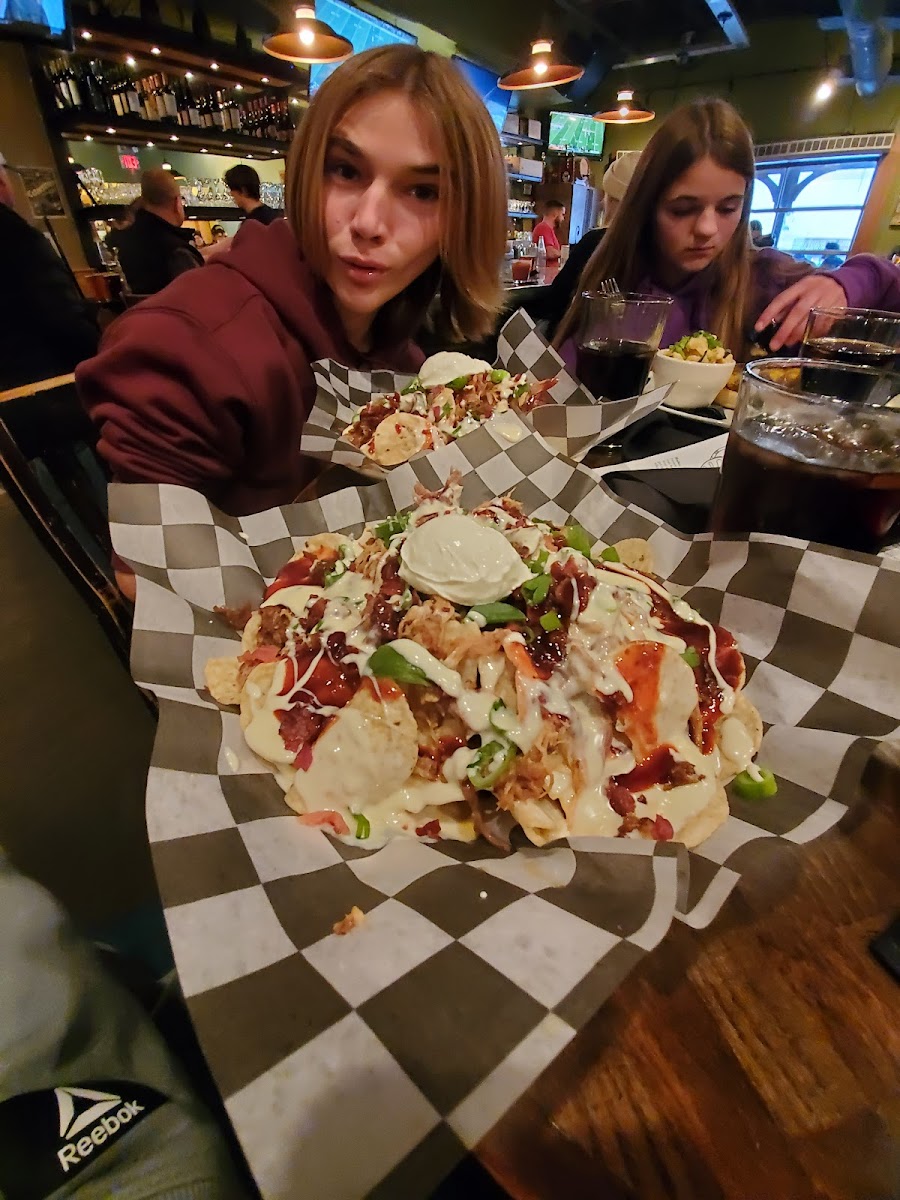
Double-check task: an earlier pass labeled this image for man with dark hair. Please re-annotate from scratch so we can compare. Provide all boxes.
[115,168,202,295]
[224,164,280,226]
[0,150,98,389]
[532,200,565,262]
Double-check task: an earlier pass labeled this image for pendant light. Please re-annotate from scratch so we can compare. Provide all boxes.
[263,4,352,65]
[594,88,655,124]
[498,38,584,91]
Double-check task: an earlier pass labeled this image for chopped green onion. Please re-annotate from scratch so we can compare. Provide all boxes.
[732,767,778,800]
[401,377,422,395]
[681,647,701,669]
[513,382,530,399]
[540,611,562,632]
[527,549,549,574]
[564,523,593,557]
[441,402,452,418]
[489,700,515,735]
[323,562,347,587]
[490,368,510,384]
[521,573,551,605]
[374,512,410,545]
[367,644,429,686]
[352,812,370,840]
[599,546,621,563]
[449,375,470,390]
[467,740,517,791]
[469,602,526,626]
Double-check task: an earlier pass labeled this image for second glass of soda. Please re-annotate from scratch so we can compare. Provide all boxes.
[576,292,673,401]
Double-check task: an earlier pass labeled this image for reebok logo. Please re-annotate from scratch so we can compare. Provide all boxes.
[54,1087,145,1172]
[0,1079,167,1200]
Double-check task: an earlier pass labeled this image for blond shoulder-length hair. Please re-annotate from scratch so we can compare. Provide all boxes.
[554,98,756,356]
[285,44,508,345]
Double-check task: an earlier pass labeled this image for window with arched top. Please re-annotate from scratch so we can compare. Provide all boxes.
[750,154,881,267]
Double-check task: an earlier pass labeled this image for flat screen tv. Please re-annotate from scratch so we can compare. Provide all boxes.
[0,0,70,45]
[310,0,415,93]
[548,110,605,157]
[452,56,510,133]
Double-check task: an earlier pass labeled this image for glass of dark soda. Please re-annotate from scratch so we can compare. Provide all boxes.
[801,307,900,404]
[711,358,900,555]
[576,292,673,401]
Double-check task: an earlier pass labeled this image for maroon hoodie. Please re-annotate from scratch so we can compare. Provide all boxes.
[77,220,424,515]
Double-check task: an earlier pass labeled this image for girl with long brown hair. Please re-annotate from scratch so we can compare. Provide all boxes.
[554,98,899,365]
[78,45,509,517]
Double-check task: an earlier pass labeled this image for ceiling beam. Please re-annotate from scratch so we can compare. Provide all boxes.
[703,0,749,49]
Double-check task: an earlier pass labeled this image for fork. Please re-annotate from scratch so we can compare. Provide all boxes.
[598,277,621,297]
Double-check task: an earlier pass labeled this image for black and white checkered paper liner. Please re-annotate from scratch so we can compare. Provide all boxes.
[300,308,669,479]
[110,467,899,1200]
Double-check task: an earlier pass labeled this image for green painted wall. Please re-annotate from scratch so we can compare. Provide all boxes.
[594,19,898,253]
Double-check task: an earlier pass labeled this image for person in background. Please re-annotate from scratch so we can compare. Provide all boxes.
[190,230,205,251]
[749,218,774,249]
[224,164,281,226]
[531,199,565,262]
[821,241,843,269]
[114,168,202,296]
[77,45,508,522]
[211,224,228,242]
[103,199,139,258]
[554,99,900,363]
[0,150,98,390]
[526,151,641,340]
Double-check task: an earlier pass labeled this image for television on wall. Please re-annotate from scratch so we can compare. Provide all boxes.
[548,110,605,157]
[309,0,415,93]
[452,56,510,133]
[0,0,71,46]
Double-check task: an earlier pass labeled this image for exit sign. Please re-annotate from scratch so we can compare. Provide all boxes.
[119,153,140,171]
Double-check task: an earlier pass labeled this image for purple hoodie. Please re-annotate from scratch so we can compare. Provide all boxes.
[559,249,900,371]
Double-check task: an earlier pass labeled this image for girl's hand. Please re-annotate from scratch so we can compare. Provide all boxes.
[755,276,847,352]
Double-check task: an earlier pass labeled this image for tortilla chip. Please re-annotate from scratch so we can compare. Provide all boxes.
[716,386,739,410]
[676,785,729,849]
[366,413,431,466]
[613,537,655,574]
[732,692,763,753]
[300,532,347,557]
[241,611,262,654]
[239,661,278,730]
[204,656,242,706]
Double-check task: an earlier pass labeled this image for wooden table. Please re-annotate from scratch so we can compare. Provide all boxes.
[478,745,900,1200]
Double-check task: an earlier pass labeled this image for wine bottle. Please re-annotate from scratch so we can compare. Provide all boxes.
[183,79,200,127]
[143,76,160,122]
[211,90,225,130]
[125,71,140,116]
[161,74,178,121]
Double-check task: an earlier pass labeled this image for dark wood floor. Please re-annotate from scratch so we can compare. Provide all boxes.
[0,490,158,925]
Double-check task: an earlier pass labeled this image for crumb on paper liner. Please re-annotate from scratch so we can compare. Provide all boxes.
[300,308,671,477]
[110,463,899,1200]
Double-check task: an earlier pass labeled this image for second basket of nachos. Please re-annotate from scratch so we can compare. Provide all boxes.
[341,350,557,467]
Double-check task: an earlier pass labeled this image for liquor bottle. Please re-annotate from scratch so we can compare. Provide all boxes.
[46,62,71,109]
[199,89,213,129]
[535,235,547,284]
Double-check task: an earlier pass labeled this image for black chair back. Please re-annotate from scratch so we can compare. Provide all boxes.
[0,374,132,665]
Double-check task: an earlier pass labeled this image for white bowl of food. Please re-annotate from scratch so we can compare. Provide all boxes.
[650,332,736,410]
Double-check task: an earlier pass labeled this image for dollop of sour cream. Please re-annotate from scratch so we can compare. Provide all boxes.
[399,513,531,606]
[418,352,492,389]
